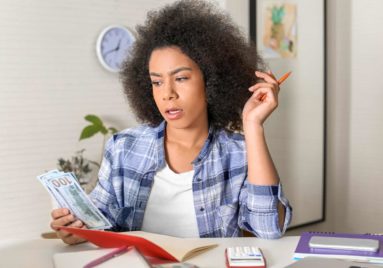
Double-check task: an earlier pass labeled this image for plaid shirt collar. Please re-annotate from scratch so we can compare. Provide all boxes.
[153,121,216,169]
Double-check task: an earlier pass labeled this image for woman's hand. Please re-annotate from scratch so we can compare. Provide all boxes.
[50,208,87,245]
[242,71,280,130]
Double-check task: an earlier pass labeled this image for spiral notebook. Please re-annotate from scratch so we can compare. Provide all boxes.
[293,232,383,264]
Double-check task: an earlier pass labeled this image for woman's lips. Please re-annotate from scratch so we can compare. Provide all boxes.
[165,108,183,120]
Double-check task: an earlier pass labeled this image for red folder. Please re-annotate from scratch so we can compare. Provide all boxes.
[59,226,178,262]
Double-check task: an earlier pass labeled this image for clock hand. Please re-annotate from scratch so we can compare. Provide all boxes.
[103,39,123,57]
[115,39,121,51]
[103,48,118,56]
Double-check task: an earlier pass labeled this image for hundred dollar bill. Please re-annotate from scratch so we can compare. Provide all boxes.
[37,170,68,208]
[37,170,112,230]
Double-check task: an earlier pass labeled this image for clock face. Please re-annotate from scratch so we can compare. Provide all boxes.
[96,26,135,72]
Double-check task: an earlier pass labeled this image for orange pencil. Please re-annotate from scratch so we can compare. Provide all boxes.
[277,71,292,85]
[260,71,292,101]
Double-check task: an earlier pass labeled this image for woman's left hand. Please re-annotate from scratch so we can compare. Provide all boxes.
[242,70,280,129]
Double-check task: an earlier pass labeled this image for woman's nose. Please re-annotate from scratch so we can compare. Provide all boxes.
[162,82,177,100]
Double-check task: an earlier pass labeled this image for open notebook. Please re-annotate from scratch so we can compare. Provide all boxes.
[59,227,217,262]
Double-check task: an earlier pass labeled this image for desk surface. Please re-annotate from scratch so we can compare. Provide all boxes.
[0,236,299,268]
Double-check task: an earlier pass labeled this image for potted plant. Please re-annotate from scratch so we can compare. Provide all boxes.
[57,114,118,193]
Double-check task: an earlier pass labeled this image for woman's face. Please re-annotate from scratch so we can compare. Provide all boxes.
[149,46,208,130]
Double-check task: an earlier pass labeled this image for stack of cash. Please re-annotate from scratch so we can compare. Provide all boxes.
[37,170,112,230]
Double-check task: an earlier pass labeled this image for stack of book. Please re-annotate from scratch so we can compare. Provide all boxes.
[293,232,383,264]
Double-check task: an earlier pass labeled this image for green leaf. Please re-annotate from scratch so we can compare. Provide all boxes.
[100,126,108,135]
[108,127,118,134]
[79,125,100,140]
[84,114,104,126]
[83,114,109,135]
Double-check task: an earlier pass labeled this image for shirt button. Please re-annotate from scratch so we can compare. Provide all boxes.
[200,207,205,212]
[197,178,202,182]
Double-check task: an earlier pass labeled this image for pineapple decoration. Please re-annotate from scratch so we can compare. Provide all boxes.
[270,5,286,51]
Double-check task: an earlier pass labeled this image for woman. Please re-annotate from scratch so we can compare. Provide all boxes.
[50,0,292,245]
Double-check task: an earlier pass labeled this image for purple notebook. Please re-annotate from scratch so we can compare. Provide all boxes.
[293,232,383,264]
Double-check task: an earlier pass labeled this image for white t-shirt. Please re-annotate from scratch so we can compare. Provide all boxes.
[141,164,200,238]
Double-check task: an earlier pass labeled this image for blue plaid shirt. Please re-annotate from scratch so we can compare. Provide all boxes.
[89,121,292,239]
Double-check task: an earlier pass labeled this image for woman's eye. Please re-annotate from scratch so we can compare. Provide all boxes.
[151,81,162,86]
[176,76,188,82]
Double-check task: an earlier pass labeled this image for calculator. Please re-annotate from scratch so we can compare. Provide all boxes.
[225,246,266,268]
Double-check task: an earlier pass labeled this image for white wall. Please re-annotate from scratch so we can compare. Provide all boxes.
[333,0,383,233]
[223,0,249,37]
[322,0,353,234]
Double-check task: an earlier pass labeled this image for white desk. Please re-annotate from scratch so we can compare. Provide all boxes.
[0,236,299,268]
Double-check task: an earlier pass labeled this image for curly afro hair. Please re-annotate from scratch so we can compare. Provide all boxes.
[121,0,265,132]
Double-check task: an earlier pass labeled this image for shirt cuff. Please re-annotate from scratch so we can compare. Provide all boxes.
[246,182,292,234]
[247,183,283,211]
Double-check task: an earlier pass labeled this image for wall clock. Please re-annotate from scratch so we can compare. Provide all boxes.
[96,25,135,73]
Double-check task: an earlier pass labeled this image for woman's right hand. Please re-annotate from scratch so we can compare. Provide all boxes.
[50,208,87,245]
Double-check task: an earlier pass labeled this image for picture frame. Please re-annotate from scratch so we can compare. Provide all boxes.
[249,0,327,229]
